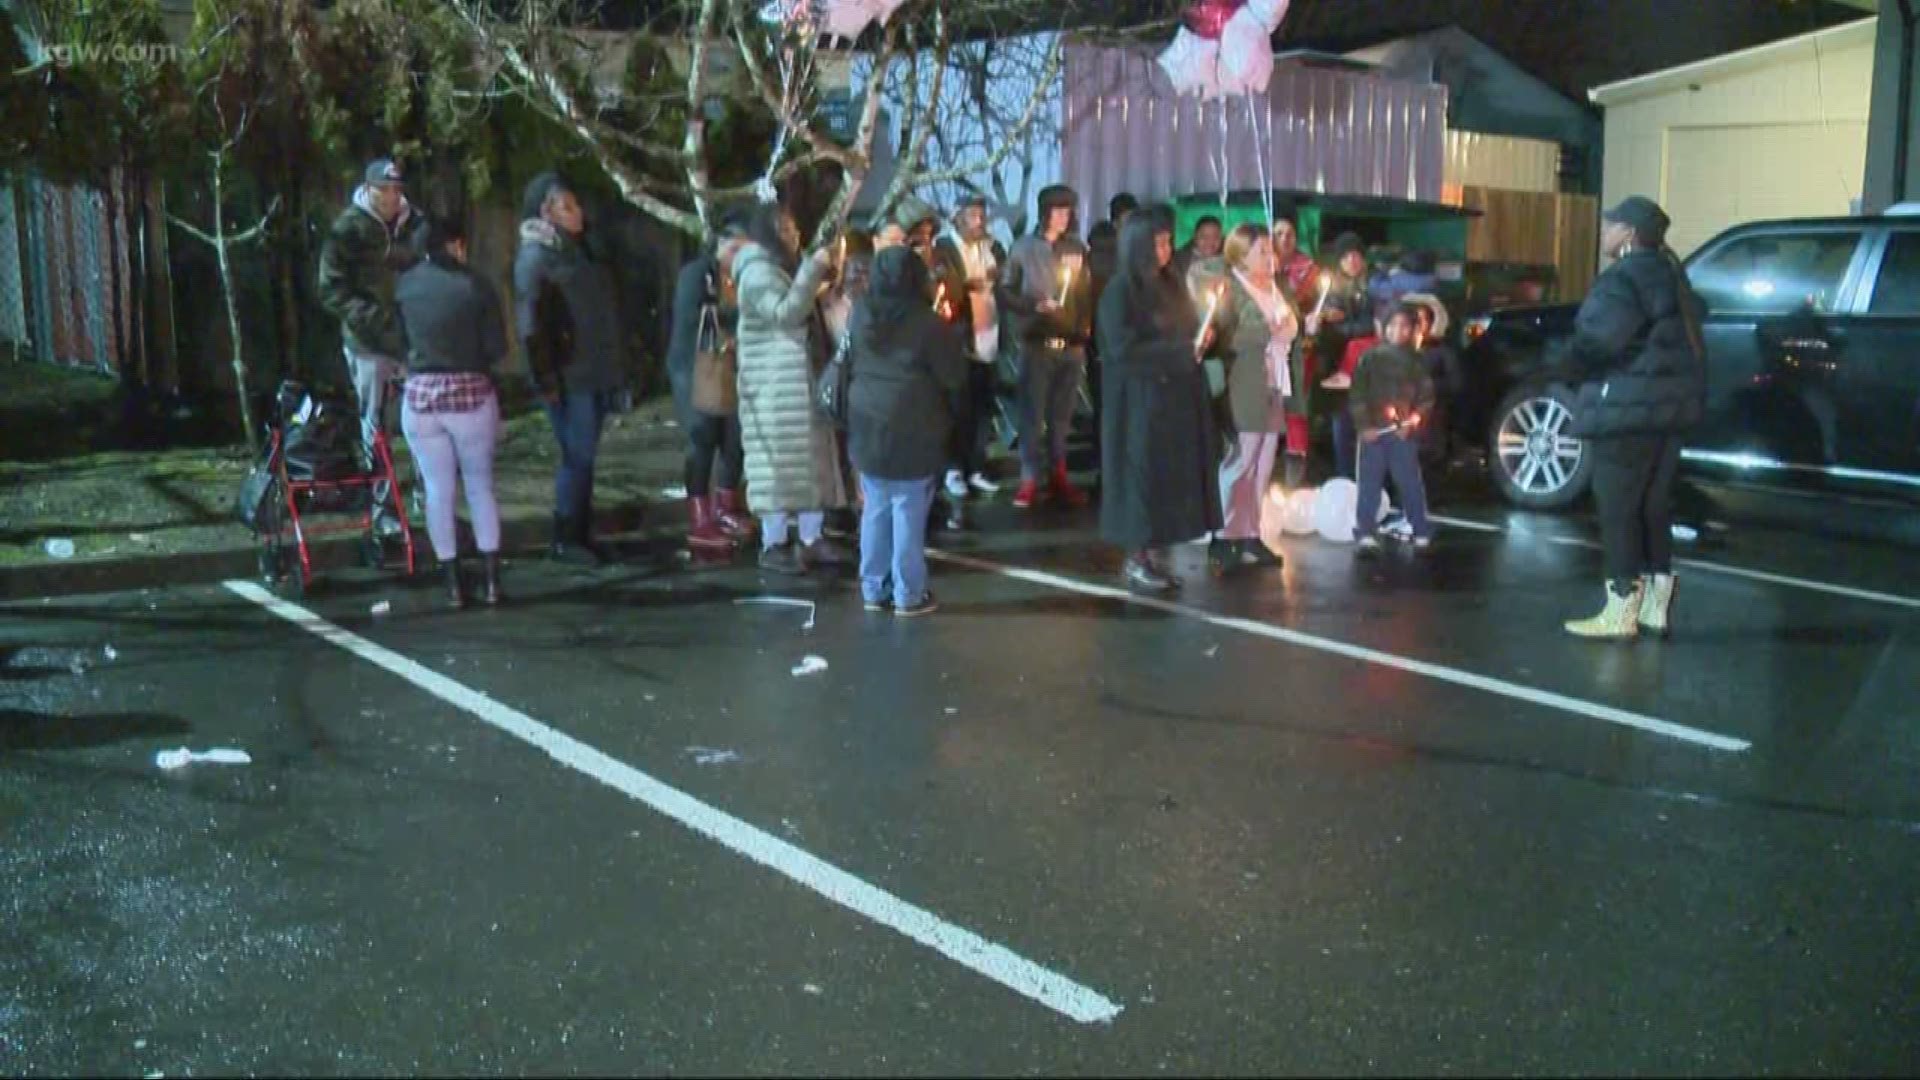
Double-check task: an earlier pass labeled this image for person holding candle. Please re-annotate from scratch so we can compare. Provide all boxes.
[1096,208,1221,594]
[1208,222,1298,572]
[1309,232,1374,480]
[1348,303,1436,554]
[931,196,1006,501]
[998,184,1092,510]
[1269,218,1318,488]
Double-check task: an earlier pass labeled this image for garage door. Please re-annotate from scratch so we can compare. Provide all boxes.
[1663,122,1867,256]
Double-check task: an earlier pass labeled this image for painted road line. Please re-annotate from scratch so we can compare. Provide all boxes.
[926,550,1751,754]
[1427,514,1920,611]
[223,579,1123,1025]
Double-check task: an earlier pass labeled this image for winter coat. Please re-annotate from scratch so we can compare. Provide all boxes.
[1348,341,1436,432]
[317,186,426,358]
[732,242,846,512]
[1097,216,1223,550]
[1216,272,1297,434]
[512,218,627,396]
[998,233,1093,351]
[847,248,968,480]
[931,232,1005,358]
[394,259,508,377]
[1558,247,1707,440]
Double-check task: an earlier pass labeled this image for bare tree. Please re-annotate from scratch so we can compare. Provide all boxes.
[432,0,1076,246]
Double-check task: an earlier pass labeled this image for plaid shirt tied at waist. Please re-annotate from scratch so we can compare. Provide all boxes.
[404,372,495,414]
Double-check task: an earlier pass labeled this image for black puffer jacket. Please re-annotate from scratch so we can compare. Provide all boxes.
[1559,248,1707,439]
[847,248,968,480]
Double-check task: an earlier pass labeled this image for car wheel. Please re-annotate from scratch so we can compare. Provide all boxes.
[1488,385,1592,510]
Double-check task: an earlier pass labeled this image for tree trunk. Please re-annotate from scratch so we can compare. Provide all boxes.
[212,156,258,452]
[143,177,178,393]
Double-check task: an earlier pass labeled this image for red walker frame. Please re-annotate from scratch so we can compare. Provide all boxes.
[256,423,416,596]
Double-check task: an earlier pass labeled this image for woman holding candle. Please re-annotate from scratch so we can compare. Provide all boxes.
[1310,232,1374,480]
[1096,209,1222,595]
[1208,222,1298,573]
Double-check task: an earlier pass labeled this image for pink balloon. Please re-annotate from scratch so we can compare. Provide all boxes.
[1243,0,1290,30]
[1217,7,1275,94]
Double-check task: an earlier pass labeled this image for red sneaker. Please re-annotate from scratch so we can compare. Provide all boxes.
[1049,469,1089,509]
[1012,480,1040,509]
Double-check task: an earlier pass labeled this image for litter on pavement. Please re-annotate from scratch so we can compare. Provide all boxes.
[43,538,75,559]
[370,600,392,617]
[686,747,741,766]
[155,747,253,770]
[791,655,829,677]
[736,596,818,630]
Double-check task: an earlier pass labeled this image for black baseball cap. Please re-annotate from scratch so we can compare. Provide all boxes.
[1603,195,1670,244]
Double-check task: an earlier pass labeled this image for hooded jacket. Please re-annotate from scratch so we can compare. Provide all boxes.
[317,185,427,358]
[1097,214,1222,548]
[1557,247,1707,439]
[512,198,627,396]
[847,248,968,479]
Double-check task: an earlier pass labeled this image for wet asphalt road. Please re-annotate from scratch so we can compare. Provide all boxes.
[3,478,1919,1076]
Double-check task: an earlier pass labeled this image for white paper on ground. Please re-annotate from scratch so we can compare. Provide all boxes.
[791,655,828,676]
[686,747,741,765]
[155,747,253,770]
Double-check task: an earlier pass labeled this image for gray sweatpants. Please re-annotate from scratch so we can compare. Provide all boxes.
[346,346,402,524]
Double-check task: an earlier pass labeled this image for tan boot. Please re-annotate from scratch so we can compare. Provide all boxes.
[1565,579,1643,639]
[1638,572,1675,636]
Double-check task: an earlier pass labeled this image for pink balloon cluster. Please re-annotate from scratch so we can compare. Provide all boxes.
[761,0,911,42]
[1158,0,1290,99]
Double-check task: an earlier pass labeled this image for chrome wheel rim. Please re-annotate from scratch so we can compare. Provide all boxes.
[1496,397,1584,495]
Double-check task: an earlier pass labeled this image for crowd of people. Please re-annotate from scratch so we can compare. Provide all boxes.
[315,155,1702,639]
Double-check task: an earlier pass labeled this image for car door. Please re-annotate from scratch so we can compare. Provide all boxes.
[1830,227,1920,481]
[1683,228,1869,469]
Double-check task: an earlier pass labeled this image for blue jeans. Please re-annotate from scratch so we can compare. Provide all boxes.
[858,474,936,607]
[1332,409,1357,480]
[543,389,614,522]
[1355,432,1432,539]
[1018,347,1084,481]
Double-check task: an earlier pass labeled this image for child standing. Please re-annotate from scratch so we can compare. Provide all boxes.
[1349,304,1436,553]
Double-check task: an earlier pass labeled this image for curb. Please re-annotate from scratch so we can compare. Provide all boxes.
[0,503,689,603]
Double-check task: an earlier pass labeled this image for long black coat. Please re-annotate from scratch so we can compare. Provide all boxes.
[1097,221,1223,550]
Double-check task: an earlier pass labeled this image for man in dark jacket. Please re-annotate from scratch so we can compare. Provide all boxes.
[879,195,972,533]
[1311,231,1374,479]
[930,195,1007,501]
[1555,195,1706,639]
[514,172,629,566]
[665,215,754,553]
[998,184,1093,510]
[317,158,426,536]
[1348,305,1437,552]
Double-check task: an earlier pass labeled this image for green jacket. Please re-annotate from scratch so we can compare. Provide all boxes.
[317,191,426,358]
[1348,341,1435,431]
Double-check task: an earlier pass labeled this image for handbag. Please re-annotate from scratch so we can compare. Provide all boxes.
[690,303,737,415]
[815,326,854,430]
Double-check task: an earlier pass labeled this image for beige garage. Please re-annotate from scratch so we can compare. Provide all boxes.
[1590,17,1879,256]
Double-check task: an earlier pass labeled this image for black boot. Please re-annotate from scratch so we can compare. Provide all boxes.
[480,553,503,606]
[443,558,467,610]
[550,513,601,567]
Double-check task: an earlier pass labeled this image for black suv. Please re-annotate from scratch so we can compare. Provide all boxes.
[1456,212,1920,509]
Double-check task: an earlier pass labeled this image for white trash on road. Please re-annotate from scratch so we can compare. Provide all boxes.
[155,748,253,770]
[791,655,828,677]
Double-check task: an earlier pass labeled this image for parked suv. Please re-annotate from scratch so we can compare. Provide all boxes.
[1455,212,1920,509]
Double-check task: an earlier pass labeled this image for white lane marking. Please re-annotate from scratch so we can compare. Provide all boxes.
[925,550,1750,753]
[223,579,1122,1025]
[1427,514,1920,611]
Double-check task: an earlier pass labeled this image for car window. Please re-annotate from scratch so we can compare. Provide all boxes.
[1687,232,1861,315]
[1868,232,1920,315]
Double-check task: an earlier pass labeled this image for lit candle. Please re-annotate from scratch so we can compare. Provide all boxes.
[1309,272,1333,320]
[836,235,847,267]
[1056,263,1075,306]
[1194,283,1224,355]
[933,281,948,315]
